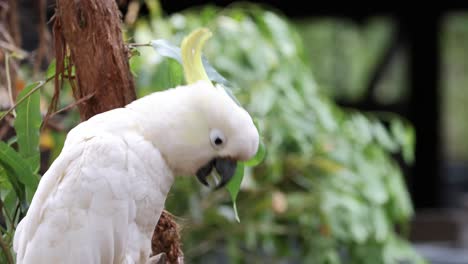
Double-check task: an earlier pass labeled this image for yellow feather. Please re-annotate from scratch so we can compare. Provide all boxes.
[181,28,213,85]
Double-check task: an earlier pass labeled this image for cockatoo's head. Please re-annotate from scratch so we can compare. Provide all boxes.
[133,80,259,188]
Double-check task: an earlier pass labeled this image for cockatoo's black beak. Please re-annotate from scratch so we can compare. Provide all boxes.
[196,157,237,189]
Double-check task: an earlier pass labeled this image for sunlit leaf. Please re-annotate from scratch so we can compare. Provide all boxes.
[153,59,184,90]
[6,136,16,146]
[391,119,415,163]
[145,0,162,19]
[151,39,182,62]
[0,142,39,191]
[46,59,56,79]
[226,162,245,222]
[0,166,12,191]
[2,189,17,229]
[373,121,398,152]
[14,82,42,173]
[373,208,389,242]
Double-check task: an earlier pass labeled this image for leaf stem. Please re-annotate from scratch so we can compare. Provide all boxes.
[0,199,14,230]
[127,42,151,48]
[11,202,21,229]
[0,230,14,264]
[0,74,55,122]
[0,40,28,58]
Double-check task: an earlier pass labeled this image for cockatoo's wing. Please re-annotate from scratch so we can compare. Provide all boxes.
[14,129,172,264]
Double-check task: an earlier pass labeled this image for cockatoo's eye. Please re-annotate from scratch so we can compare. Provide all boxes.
[210,129,226,149]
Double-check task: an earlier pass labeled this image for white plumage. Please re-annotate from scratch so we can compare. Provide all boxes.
[14,81,259,264]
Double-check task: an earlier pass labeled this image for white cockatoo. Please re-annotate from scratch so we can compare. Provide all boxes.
[13,29,259,264]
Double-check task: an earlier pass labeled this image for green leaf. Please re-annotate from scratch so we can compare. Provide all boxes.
[46,59,56,79]
[14,82,42,173]
[154,59,184,90]
[151,40,182,63]
[130,48,141,58]
[2,189,18,229]
[0,166,12,191]
[373,208,389,242]
[0,141,39,191]
[26,186,35,204]
[6,136,16,146]
[144,0,162,18]
[1,164,25,209]
[390,119,415,164]
[373,122,398,152]
[232,200,240,223]
[226,162,245,223]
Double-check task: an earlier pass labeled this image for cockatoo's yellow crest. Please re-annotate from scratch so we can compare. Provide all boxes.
[181,28,213,85]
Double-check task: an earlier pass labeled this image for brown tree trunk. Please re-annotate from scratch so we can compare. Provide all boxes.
[53,0,182,263]
[54,0,136,120]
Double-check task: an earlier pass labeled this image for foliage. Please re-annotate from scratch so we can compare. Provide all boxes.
[0,83,42,263]
[129,2,423,263]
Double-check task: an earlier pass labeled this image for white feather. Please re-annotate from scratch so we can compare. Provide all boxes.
[14,109,173,264]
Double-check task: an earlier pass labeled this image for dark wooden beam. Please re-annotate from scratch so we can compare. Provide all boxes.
[403,12,442,208]
[159,1,467,18]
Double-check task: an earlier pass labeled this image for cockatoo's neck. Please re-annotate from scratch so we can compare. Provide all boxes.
[126,85,206,176]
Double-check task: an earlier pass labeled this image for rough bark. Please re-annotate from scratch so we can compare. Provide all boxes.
[54,0,136,120]
[53,0,182,262]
